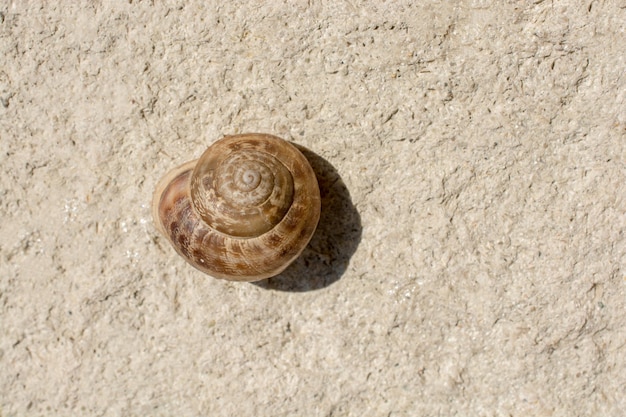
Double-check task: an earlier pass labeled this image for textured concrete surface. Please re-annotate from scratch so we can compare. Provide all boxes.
[1,1,625,416]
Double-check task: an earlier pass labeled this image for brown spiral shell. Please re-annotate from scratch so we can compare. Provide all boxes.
[152,133,321,282]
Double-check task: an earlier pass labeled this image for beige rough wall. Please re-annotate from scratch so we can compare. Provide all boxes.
[1,1,625,416]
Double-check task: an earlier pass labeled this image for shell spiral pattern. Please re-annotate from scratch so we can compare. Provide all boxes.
[152,133,321,281]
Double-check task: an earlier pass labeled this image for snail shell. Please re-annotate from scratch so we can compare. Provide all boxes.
[152,133,321,282]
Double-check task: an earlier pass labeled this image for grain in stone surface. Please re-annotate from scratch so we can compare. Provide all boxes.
[1,1,625,416]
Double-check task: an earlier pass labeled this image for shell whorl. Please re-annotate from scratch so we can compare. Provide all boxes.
[190,136,296,238]
[153,133,321,282]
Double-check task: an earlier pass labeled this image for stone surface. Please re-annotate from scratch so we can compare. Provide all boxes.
[1,1,625,416]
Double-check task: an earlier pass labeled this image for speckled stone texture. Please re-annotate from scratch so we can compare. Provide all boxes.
[1,1,625,416]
